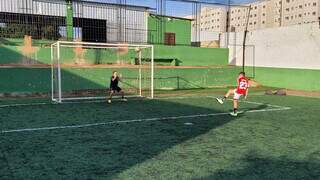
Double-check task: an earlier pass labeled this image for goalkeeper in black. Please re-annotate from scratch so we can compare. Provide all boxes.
[108,71,127,104]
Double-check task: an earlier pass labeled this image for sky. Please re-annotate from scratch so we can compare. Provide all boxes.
[86,0,257,17]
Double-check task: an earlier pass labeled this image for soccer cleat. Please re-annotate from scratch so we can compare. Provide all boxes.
[230,112,238,117]
[107,99,112,104]
[216,98,224,104]
[121,98,128,102]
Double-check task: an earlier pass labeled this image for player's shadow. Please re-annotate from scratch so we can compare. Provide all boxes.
[196,151,320,180]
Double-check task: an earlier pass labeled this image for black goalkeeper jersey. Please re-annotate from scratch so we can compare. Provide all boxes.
[110,76,119,88]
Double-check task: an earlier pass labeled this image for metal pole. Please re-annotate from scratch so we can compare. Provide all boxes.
[151,46,154,99]
[51,44,54,101]
[242,5,251,72]
[139,50,142,97]
[57,42,62,103]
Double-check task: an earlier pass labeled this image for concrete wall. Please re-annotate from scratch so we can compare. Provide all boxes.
[221,22,320,70]
[148,15,192,45]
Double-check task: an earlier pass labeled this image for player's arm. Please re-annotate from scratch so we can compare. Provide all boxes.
[111,75,117,81]
[244,88,249,99]
[118,73,123,82]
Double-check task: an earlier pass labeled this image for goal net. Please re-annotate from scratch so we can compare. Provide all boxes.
[51,41,154,103]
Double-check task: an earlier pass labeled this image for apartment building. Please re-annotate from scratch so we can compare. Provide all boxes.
[198,7,227,32]
[198,0,319,32]
[282,0,319,25]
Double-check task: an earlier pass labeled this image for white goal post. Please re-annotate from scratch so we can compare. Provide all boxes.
[51,41,154,103]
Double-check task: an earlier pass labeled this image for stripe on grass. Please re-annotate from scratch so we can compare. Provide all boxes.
[1,107,291,134]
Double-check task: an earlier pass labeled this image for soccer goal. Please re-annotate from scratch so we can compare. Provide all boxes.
[51,41,154,103]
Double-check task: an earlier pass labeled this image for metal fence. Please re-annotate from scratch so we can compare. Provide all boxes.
[0,0,319,46]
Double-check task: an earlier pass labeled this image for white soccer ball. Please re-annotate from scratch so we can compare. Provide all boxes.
[135,47,141,52]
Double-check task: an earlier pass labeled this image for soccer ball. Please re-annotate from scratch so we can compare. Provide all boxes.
[135,47,141,52]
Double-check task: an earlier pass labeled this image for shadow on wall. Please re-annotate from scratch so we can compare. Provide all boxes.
[198,152,320,180]
[0,45,107,94]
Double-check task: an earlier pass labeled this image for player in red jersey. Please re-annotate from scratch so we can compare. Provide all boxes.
[216,72,249,116]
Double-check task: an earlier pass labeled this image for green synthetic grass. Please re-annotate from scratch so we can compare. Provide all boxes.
[0,93,320,179]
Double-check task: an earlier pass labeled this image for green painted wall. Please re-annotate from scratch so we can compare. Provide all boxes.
[0,42,229,67]
[252,67,320,91]
[1,39,319,92]
[66,0,74,40]
[0,67,238,94]
[148,15,191,45]
[154,45,229,66]
[1,66,319,94]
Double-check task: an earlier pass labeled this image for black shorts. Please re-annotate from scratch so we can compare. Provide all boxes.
[110,86,122,92]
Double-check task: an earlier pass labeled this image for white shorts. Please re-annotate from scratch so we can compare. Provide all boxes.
[233,89,243,100]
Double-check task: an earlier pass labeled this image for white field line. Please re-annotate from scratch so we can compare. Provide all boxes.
[1,106,291,134]
[0,95,290,110]
[206,95,291,109]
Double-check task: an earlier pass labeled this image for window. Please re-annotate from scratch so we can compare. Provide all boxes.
[299,5,302,8]
[286,8,290,11]
[313,2,317,6]
[164,33,176,46]
[286,0,290,3]
[263,13,266,16]
[312,12,316,15]
[291,16,293,19]
[263,5,266,8]
[238,10,240,12]
[254,6,257,9]
[262,21,265,24]
[285,16,289,20]
[299,14,302,17]
[254,21,256,24]
[254,14,257,17]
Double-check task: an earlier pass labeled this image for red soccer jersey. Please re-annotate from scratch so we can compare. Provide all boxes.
[236,77,249,95]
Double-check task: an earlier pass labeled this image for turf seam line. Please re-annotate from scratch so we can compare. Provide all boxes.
[1,107,291,134]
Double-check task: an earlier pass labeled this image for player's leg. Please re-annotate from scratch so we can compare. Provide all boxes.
[108,90,114,103]
[216,89,235,104]
[117,87,127,101]
[230,92,241,116]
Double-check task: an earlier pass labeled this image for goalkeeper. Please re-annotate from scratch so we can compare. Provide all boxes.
[107,71,127,104]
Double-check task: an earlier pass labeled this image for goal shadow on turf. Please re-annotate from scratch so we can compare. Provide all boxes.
[1,97,240,179]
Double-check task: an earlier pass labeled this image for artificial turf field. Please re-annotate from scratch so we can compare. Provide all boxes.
[0,91,320,179]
